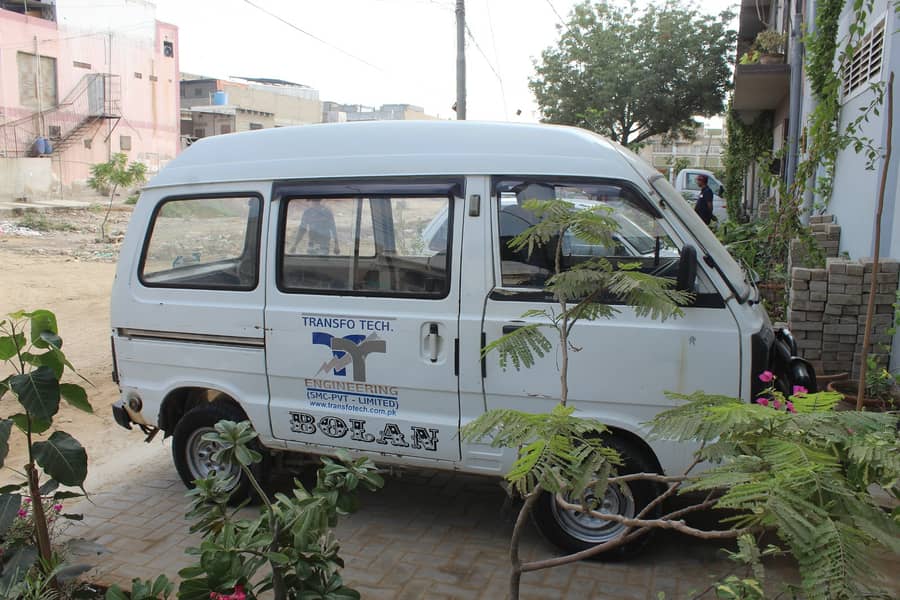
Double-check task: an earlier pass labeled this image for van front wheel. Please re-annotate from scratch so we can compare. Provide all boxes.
[172,402,267,505]
[531,437,663,560]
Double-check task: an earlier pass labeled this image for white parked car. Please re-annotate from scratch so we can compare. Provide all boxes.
[110,121,815,559]
[675,168,728,222]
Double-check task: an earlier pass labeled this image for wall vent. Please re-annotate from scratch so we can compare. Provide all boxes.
[843,20,885,98]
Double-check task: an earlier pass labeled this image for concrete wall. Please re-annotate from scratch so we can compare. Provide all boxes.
[0,4,180,190]
[829,0,898,260]
[0,157,55,199]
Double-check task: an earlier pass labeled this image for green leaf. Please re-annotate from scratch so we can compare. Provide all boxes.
[0,546,37,592]
[33,431,88,487]
[11,413,51,435]
[10,366,60,422]
[60,383,92,413]
[0,419,11,468]
[0,483,25,494]
[21,350,64,379]
[0,332,25,360]
[104,585,129,600]
[29,309,59,349]
[39,478,59,495]
[0,493,22,536]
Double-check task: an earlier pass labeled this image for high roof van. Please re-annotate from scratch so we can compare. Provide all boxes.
[110,121,815,558]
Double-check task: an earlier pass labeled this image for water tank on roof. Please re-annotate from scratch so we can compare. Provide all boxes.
[212,91,228,105]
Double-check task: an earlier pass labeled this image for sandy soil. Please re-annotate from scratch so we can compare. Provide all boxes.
[0,206,169,493]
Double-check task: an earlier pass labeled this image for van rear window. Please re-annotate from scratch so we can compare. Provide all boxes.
[140,195,262,290]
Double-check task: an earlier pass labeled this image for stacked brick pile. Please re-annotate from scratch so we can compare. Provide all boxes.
[788,257,898,377]
[809,214,841,258]
[787,215,840,275]
[788,267,827,364]
[856,258,899,377]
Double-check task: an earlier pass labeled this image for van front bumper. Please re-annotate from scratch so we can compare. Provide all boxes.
[752,326,817,399]
[112,400,132,430]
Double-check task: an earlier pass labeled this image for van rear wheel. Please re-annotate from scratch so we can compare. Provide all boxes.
[172,402,267,505]
[531,437,663,560]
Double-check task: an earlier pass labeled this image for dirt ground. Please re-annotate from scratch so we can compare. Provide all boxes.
[0,206,168,492]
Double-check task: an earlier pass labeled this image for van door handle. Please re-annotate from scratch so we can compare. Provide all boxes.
[502,324,524,334]
[427,323,440,363]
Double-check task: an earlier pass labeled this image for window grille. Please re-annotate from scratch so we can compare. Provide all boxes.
[842,20,885,98]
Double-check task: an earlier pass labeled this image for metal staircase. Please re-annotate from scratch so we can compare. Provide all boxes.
[0,73,121,157]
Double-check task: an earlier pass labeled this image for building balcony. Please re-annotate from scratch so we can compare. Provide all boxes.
[732,62,791,114]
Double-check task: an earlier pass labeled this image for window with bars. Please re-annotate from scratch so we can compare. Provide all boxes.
[842,20,885,99]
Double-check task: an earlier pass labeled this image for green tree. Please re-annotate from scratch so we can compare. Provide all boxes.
[530,0,735,146]
[87,153,147,241]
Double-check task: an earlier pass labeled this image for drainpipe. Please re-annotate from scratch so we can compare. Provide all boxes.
[785,0,805,220]
[801,0,819,222]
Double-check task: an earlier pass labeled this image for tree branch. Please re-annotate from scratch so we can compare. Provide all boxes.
[555,497,750,539]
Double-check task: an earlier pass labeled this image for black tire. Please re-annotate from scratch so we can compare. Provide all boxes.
[172,402,269,505]
[532,436,664,560]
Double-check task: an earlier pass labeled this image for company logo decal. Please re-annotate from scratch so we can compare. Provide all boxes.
[302,314,400,417]
[312,332,385,382]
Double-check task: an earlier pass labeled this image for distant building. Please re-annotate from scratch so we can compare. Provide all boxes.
[637,123,727,180]
[180,76,321,145]
[321,102,438,123]
[0,0,179,198]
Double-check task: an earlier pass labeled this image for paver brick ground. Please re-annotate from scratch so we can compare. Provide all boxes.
[62,451,887,599]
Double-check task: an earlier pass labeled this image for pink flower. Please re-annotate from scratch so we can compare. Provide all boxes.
[17,509,27,518]
[787,402,796,414]
[792,385,807,396]
[23,497,31,504]
[756,398,770,407]
[52,504,63,512]
[773,399,782,410]
[210,586,245,600]
[758,371,774,383]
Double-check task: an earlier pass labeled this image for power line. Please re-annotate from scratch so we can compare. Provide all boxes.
[241,0,384,72]
[544,0,565,26]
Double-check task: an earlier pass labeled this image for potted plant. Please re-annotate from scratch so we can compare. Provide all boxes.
[754,30,787,64]
[827,357,900,411]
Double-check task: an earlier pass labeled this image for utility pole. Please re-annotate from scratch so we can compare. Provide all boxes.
[455,0,466,120]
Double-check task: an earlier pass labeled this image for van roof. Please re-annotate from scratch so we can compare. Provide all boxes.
[147,120,638,189]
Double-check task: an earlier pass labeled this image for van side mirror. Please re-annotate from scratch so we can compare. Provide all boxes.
[718,185,725,197]
[676,245,698,292]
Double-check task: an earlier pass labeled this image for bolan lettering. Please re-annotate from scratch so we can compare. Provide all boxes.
[290,412,316,435]
[376,423,409,447]
[289,413,437,452]
[349,418,375,442]
[318,416,349,438]
[410,426,440,452]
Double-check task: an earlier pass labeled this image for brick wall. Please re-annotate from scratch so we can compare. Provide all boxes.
[787,215,898,377]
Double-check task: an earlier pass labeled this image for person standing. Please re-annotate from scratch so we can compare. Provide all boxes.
[693,174,714,225]
[291,199,340,255]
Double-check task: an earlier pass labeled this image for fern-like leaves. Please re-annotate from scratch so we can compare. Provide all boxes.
[650,391,900,599]
[459,405,619,496]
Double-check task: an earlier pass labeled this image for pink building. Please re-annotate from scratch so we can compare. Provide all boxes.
[0,0,179,197]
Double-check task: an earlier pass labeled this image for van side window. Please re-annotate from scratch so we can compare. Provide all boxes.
[280,195,451,298]
[494,179,678,290]
[140,195,261,290]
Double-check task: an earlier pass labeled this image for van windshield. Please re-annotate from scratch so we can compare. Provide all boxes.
[649,176,752,302]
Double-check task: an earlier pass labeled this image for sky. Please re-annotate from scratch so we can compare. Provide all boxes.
[153,0,740,122]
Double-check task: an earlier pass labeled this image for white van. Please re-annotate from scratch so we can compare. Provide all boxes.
[110,121,815,558]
